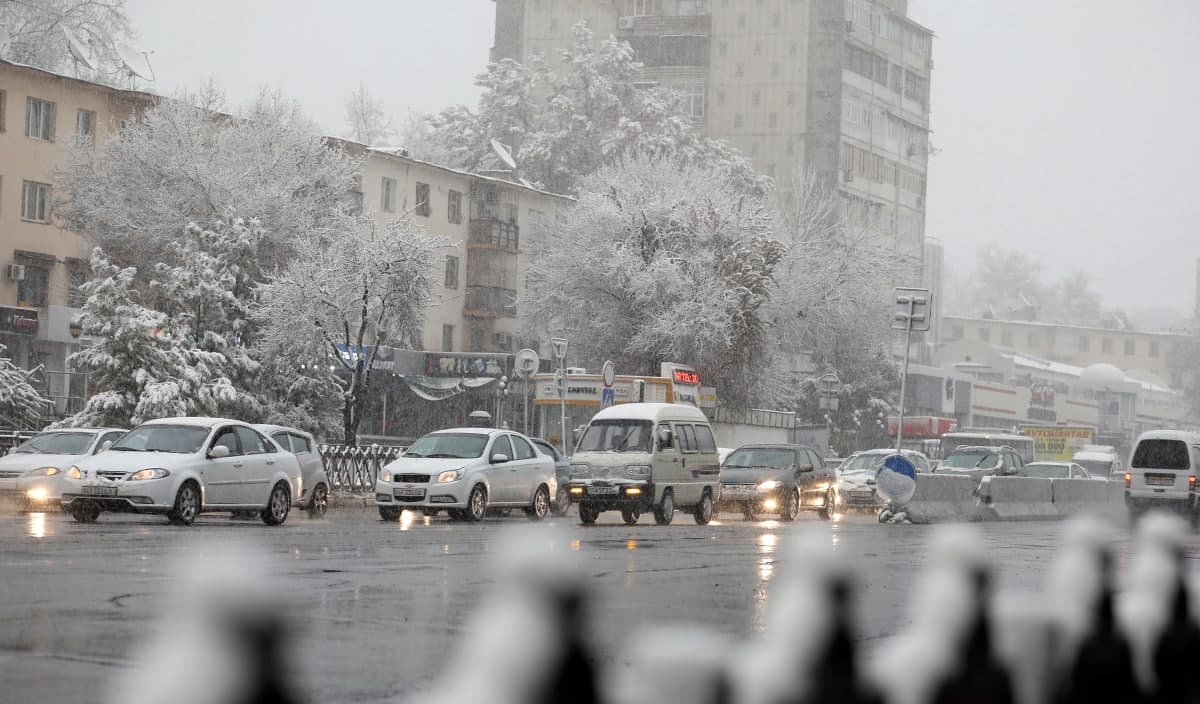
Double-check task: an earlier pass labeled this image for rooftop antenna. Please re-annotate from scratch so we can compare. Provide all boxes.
[490,138,517,172]
[62,26,96,76]
[116,41,155,89]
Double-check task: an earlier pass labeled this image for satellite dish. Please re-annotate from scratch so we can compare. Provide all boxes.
[63,26,96,72]
[490,138,517,171]
[116,42,155,84]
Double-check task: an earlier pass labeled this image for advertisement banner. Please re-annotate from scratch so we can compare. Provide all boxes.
[1018,425,1095,461]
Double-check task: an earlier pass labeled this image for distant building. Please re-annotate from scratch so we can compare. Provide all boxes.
[491,0,933,283]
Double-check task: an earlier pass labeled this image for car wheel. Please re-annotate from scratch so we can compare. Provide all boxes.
[693,490,713,526]
[465,485,488,522]
[526,484,551,522]
[261,481,291,526]
[379,506,401,521]
[307,484,329,519]
[742,502,759,522]
[69,501,101,524]
[653,490,675,525]
[818,489,836,521]
[167,481,201,526]
[621,507,641,525]
[780,488,800,522]
[579,503,599,525]
[550,488,571,516]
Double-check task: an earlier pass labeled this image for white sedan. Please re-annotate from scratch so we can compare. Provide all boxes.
[60,417,303,526]
[0,428,126,509]
[374,428,557,522]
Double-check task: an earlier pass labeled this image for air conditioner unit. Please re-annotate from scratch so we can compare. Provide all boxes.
[7,264,25,281]
[845,20,856,33]
[618,16,636,30]
[843,169,854,183]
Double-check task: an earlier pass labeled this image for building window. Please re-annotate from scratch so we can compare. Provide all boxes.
[1150,341,1160,358]
[21,181,50,222]
[771,62,779,77]
[415,182,431,217]
[1078,335,1090,352]
[1102,338,1113,354]
[67,268,88,308]
[1124,339,1135,355]
[447,189,463,224]
[951,325,964,340]
[444,255,459,289]
[626,0,660,16]
[677,1,710,17]
[17,264,48,308]
[683,84,705,118]
[1028,332,1039,348]
[442,324,454,352]
[735,63,744,78]
[752,90,761,106]
[76,109,96,141]
[768,112,777,128]
[733,113,743,129]
[380,177,396,213]
[978,327,990,342]
[1001,330,1013,346]
[0,90,6,132]
[25,97,55,141]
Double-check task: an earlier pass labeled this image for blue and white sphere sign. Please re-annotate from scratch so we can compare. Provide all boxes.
[875,454,917,504]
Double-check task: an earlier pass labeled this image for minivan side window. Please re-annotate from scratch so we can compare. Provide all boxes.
[271,432,292,452]
[491,435,514,460]
[678,424,698,453]
[657,424,675,450]
[694,424,717,453]
[291,434,313,454]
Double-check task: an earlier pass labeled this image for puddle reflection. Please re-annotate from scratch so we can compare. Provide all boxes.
[27,511,48,538]
[570,539,581,552]
[757,532,777,582]
[626,539,638,551]
[399,510,415,531]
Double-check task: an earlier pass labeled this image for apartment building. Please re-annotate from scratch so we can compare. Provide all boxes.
[360,148,572,357]
[0,59,153,416]
[491,0,933,277]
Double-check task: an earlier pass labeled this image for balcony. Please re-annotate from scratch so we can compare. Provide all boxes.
[464,286,517,319]
[469,219,519,251]
[618,14,711,38]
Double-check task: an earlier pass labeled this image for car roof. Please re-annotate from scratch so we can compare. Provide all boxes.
[142,417,245,429]
[1073,451,1116,461]
[252,423,314,438]
[1136,430,1200,443]
[852,448,928,458]
[1026,461,1073,466]
[427,427,508,437]
[37,427,124,434]
[591,403,708,422]
[947,445,1010,452]
[733,444,813,451]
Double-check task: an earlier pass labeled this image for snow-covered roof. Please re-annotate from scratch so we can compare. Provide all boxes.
[592,403,707,422]
[944,314,1190,338]
[0,58,158,102]
[360,145,575,202]
[1004,352,1180,396]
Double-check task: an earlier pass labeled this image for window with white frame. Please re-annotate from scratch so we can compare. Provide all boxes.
[380,176,396,212]
[25,97,55,140]
[416,182,431,217]
[847,0,872,30]
[21,181,50,222]
[683,84,705,118]
[626,0,660,16]
[76,109,96,141]
[0,90,6,132]
[676,0,709,16]
[444,255,459,289]
[447,189,463,224]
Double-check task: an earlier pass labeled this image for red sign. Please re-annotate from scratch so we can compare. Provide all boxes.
[886,416,957,437]
[672,369,700,385]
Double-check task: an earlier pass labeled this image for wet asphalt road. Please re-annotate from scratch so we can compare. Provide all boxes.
[0,503,1157,703]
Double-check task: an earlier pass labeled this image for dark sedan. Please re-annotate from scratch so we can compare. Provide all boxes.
[717,444,837,521]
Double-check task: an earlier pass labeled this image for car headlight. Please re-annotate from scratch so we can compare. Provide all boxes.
[625,464,651,478]
[436,469,464,484]
[66,466,83,480]
[570,463,590,477]
[30,466,60,477]
[757,480,782,492]
[380,469,392,482]
[128,468,170,481]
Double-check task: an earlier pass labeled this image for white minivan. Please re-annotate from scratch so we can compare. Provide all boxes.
[566,403,720,526]
[1125,430,1200,522]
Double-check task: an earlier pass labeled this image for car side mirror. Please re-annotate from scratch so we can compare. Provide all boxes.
[208,445,230,459]
[490,453,509,464]
[799,463,814,472]
[98,440,113,452]
[657,428,673,448]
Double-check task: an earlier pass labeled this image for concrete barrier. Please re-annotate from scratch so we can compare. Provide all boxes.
[1107,479,1126,506]
[904,473,981,524]
[981,477,1056,520]
[1051,479,1111,516]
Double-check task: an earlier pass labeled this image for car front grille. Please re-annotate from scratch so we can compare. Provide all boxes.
[98,470,128,480]
[395,473,430,484]
[722,483,756,490]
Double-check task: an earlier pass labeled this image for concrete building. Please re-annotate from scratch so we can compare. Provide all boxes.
[0,59,154,418]
[491,0,934,276]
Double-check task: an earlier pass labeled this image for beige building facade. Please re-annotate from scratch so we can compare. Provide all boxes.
[492,0,933,275]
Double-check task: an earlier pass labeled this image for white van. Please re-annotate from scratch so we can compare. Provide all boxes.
[1072,445,1124,481]
[565,403,720,526]
[1125,430,1200,521]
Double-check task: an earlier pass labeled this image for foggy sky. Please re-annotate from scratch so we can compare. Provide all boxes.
[124,0,1200,323]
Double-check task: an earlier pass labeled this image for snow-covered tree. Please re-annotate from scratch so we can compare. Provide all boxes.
[55,90,363,278]
[0,345,52,430]
[0,0,132,80]
[254,214,446,445]
[343,82,393,146]
[522,153,782,407]
[412,23,767,195]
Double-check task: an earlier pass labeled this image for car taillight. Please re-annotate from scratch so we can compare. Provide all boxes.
[1190,475,1196,492]
[1124,472,1132,488]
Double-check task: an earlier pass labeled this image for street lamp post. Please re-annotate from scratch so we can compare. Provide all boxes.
[892,287,931,453]
[551,337,569,457]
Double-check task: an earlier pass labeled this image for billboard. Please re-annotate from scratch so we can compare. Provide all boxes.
[1018,425,1095,461]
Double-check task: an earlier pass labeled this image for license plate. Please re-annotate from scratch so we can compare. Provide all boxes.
[588,486,618,496]
[394,487,425,498]
[722,488,751,499]
[850,490,874,498]
[1146,474,1175,486]
[82,485,117,497]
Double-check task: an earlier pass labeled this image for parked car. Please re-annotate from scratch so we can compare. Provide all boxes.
[1072,445,1124,481]
[254,424,330,518]
[934,445,1025,485]
[530,437,572,516]
[566,403,720,526]
[60,418,303,526]
[1125,430,1200,522]
[0,428,126,510]
[1017,461,1098,481]
[374,428,556,522]
[834,449,931,512]
[718,447,736,465]
[717,443,838,521]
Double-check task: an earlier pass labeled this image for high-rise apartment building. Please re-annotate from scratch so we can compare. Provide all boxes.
[492,0,933,277]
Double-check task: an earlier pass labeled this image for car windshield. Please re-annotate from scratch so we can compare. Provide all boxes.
[403,433,488,459]
[724,448,795,470]
[14,432,95,455]
[1075,459,1112,477]
[111,425,209,454]
[1021,463,1070,479]
[577,420,653,453]
[941,450,999,470]
[841,453,886,473]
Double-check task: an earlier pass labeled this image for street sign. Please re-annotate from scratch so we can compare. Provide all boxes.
[601,360,616,407]
[515,348,540,377]
[875,454,917,505]
[892,287,932,332]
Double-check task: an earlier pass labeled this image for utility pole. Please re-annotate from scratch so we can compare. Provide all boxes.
[892,287,931,452]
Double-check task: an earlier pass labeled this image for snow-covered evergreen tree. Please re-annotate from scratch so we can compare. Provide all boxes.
[0,345,52,430]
